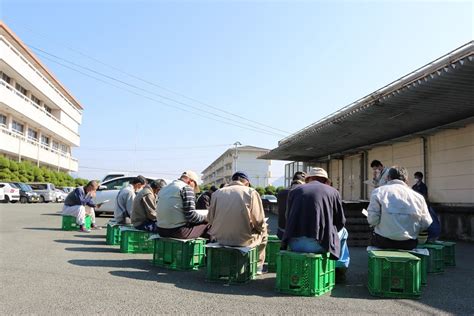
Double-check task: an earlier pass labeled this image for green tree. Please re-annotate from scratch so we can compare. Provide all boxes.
[265,185,277,196]
[276,186,285,193]
[255,186,265,196]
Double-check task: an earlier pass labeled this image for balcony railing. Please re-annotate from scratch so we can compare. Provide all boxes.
[0,79,79,136]
[0,124,77,161]
[0,36,83,116]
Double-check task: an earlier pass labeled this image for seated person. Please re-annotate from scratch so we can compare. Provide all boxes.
[208,171,268,274]
[282,167,348,281]
[367,166,433,250]
[157,171,209,239]
[114,176,146,224]
[62,181,101,232]
[132,179,167,233]
[196,185,218,210]
[276,171,305,239]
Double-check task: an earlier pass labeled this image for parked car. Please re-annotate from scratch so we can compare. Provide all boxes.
[0,182,20,203]
[100,172,129,183]
[10,182,40,203]
[0,187,5,202]
[93,176,155,215]
[261,194,278,213]
[28,182,56,203]
[61,186,76,194]
[54,189,67,203]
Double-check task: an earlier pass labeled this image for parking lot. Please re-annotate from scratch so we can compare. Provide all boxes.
[1,203,474,315]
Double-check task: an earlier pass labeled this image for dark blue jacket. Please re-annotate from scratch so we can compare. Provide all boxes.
[282,181,346,260]
[64,186,96,208]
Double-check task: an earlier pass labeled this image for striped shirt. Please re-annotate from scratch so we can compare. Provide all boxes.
[180,185,205,224]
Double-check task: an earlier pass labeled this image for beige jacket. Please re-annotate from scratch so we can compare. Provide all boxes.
[208,181,267,247]
[131,185,157,227]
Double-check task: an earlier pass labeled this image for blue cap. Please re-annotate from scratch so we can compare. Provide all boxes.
[232,171,250,183]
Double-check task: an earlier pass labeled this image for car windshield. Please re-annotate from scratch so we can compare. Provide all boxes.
[264,195,277,202]
[9,183,19,189]
[15,183,30,191]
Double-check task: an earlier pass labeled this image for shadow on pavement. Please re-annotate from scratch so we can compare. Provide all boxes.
[64,247,120,253]
[69,258,151,270]
[23,227,63,231]
[41,213,62,216]
[73,234,106,239]
[55,239,106,246]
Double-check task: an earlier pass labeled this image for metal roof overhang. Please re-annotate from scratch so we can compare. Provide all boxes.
[260,42,474,162]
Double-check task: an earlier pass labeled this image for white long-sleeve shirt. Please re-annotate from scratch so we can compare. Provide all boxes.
[367,180,432,241]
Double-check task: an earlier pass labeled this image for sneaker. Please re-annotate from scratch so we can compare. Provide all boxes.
[79,226,91,233]
[91,224,102,230]
[256,265,267,275]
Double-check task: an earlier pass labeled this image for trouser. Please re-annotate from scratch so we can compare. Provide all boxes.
[135,220,159,233]
[371,232,417,250]
[157,223,211,239]
[62,205,96,225]
[288,228,350,268]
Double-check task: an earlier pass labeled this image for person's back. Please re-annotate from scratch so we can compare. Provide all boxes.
[157,179,189,228]
[208,182,264,247]
[283,180,345,258]
[368,180,431,241]
[115,184,135,223]
[131,185,155,227]
[196,191,211,210]
[276,188,290,238]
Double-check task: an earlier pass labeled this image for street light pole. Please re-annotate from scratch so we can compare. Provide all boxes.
[233,141,241,173]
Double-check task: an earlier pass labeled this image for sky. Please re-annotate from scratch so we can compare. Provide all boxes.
[1,0,473,184]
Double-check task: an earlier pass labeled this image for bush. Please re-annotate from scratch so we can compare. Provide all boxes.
[276,186,285,193]
[255,186,265,196]
[264,185,277,196]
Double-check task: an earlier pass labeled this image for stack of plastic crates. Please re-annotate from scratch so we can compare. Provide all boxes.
[420,243,445,274]
[265,235,281,273]
[432,241,456,267]
[106,222,131,245]
[120,228,154,253]
[153,238,206,270]
[62,215,91,231]
[206,246,258,284]
[367,250,421,299]
[276,251,335,297]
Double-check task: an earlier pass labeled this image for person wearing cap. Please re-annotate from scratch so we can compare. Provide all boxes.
[282,167,348,281]
[367,166,433,249]
[114,175,147,224]
[132,179,167,233]
[156,171,209,239]
[276,171,306,239]
[208,171,268,274]
[196,185,218,210]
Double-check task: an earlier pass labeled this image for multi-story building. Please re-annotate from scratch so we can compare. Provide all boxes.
[0,22,82,172]
[202,146,271,187]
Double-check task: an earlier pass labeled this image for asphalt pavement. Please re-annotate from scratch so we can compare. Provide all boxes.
[1,203,473,315]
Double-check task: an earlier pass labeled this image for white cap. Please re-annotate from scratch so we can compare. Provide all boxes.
[306,167,328,179]
[181,170,200,193]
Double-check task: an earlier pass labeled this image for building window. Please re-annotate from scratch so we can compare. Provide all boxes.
[12,120,24,134]
[44,105,52,114]
[0,114,6,127]
[15,83,27,96]
[27,128,38,140]
[0,72,11,84]
[41,135,50,146]
[31,95,41,106]
[60,144,68,153]
[52,140,59,151]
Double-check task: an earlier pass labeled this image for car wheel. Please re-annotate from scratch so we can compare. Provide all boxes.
[20,197,28,204]
[4,195,10,203]
[39,196,45,203]
[11,200,18,203]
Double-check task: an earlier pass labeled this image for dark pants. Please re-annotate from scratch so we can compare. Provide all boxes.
[371,233,417,250]
[135,220,159,233]
[157,223,210,239]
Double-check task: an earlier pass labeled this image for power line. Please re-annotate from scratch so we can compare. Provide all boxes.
[34,52,283,137]
[28,44,287,138]
[78,143,232,151]
[14,23,290,135]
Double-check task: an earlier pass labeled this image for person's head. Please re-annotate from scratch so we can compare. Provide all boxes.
[232,171,250,187]
[305,167,329,184]
[219,183,226,189]
[84,180,99,193]
[291,171,306,185]
[180,170,200,193]
[131,176,147,192]
[387,166,409,183]
[414,171,424,183]
[150,179,167,194]
[370,160,384,173]
[210,185,218,193]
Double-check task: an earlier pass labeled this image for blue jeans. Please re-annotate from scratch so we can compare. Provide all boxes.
[135,220,159,233]
[289,228,350,268]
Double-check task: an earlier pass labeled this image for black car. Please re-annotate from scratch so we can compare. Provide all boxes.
[10,182,40,203]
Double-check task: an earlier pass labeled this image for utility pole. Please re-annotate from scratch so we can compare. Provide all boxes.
[233,141,241,173]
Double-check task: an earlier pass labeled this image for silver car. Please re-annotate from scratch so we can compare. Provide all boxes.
[28,183,56,203]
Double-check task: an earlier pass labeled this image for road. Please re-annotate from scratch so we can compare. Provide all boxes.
[1,203,473,315]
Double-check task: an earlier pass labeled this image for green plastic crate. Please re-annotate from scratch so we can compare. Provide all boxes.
[411,253,428,286]
[432,241,456,267]
[206,246,258,284]
[153,238,206,270]
[368,250,421,299]
[120,229,154,253]
[276,251,335,297]
[420,244,445,274]
[265,235,281,273]
[62,215,91,231]
[106,223,131,245]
